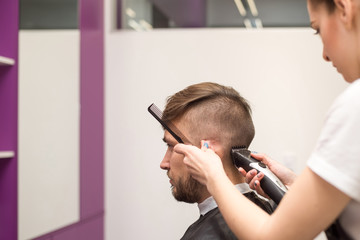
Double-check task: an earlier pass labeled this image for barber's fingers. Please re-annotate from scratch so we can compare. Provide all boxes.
[175,141,214,157]
[247,171,269,199]
[251,152,273,166]
[238,167,247,177]
[174,143,206,169]
[174,144,198,168]
[238,168,256,183]
[247,171,264,188]
[174,143,198,157]
[253,180,268,199]
[175,144,201,170]
[238,167,254,184]
[175,143,223,186]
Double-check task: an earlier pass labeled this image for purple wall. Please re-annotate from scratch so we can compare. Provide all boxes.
[79,0,104,221]
[0,0,18,239]
[32,215,104,240]
[0,0,103,238]
[33,0,105,239]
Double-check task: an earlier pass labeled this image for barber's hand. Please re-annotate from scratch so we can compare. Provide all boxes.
[238,153,297,199]
[238,167,269,199]
[174,141,226,187]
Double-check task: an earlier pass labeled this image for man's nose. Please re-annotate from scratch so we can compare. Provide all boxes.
[160,155,170,170]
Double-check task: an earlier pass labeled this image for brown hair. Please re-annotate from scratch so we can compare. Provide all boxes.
[163,82,255,158]
[309,0,336,12]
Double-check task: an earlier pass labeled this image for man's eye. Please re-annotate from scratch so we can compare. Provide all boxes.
[314,29,320,35]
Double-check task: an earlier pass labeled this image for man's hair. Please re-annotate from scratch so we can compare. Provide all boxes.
[163,82,255,160]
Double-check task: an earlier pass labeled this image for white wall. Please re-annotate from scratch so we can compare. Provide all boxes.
[105,27,348,240]
[18,30,80,240]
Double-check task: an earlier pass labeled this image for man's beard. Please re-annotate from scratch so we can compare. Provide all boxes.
[171,175,204,203]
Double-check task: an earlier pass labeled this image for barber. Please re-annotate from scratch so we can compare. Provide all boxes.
[174,0,360,239]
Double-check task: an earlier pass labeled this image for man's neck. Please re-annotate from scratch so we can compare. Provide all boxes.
[196,168,244,204]
[198,183,252,216]
[197,191,211,204]
[225,166,245,185]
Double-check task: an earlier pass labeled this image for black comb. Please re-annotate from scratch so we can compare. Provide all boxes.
[148,103,191,144]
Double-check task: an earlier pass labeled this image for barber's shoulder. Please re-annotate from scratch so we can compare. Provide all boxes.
[327,80,360,118]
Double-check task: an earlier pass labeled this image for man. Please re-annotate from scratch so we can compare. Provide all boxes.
[159,82,273,239]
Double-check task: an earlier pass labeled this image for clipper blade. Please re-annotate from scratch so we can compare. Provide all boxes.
[231,146,251,158]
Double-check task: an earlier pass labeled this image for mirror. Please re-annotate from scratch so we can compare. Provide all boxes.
[20,0,78,29]
[118,0,310,31]
[18,0,80,239]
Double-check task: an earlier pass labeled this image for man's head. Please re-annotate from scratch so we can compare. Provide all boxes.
[160,82,255,203]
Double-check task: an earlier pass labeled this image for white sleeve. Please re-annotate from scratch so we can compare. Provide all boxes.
[307,80,360,202]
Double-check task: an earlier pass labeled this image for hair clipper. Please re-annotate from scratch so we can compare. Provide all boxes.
[231,147,287,205]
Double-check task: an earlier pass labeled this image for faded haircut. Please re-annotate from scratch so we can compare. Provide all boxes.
[163,82,255,159]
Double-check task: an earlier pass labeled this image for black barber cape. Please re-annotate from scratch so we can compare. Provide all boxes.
[180,191,274,240]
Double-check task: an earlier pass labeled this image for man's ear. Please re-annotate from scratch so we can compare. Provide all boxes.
[202,140,225,160]
[334,0,356,29]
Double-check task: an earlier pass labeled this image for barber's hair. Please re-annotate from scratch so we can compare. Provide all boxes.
[309,0,335,12]
[163,82,255,154]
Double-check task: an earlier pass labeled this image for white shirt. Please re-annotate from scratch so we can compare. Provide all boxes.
[308,79,360,239]
[198,183,253,216]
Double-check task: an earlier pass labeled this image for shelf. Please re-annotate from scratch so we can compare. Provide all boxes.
[0,151,15,159]
[0,56,15,66]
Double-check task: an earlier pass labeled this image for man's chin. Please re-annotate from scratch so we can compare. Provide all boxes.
[172,191,197,203]
[170,178,203,203]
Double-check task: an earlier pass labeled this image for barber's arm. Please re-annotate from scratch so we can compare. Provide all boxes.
[239,153,297,200]
[175,143,351,240]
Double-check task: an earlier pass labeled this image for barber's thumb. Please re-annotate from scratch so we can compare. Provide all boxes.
[174,143,189,155]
